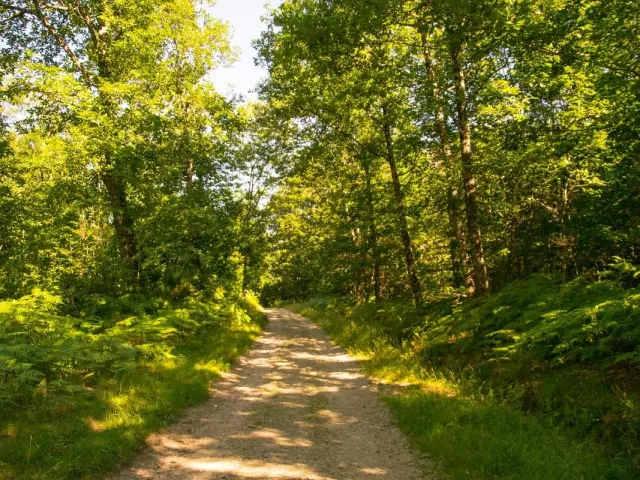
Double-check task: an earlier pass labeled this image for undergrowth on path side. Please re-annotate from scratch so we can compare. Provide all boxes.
[0,293,266,480]
[287,280,639,479]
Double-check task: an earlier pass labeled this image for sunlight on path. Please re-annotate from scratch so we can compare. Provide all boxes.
[112,309,430,480]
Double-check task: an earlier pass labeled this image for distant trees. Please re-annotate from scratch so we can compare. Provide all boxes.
[257,0,640,303]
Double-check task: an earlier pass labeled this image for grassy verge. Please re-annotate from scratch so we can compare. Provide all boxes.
[0,294,266,480]
[287,282,638,479]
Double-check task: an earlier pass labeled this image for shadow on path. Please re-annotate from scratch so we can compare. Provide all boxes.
[112,309,429,480]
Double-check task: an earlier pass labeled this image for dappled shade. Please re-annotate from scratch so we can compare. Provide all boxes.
[113,310,428,480]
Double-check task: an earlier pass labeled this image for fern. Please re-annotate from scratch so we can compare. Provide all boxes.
[16,368,45,386]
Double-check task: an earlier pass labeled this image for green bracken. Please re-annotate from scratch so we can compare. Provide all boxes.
[288,275,640,479]
[0,293,266,480]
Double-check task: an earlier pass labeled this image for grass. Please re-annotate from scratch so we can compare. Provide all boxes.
[0,294,266,480]
[388,392,625,479]
[287,276,640,479]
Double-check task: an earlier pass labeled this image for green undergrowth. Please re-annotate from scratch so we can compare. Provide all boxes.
[287,275,640,479]
[0,290,266,480]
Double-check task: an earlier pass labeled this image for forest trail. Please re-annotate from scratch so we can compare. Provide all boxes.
[112,308,429,480]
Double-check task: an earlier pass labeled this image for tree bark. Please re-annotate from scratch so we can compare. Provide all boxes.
[102,170,137,267]
[185,157,194,188]
[363,160,382,303]
[382,104,423,306]
[181,102,195,189]
[95,69,139,272]
[449,42,489,296]
[420,32,471,290]
[242,254,249,298]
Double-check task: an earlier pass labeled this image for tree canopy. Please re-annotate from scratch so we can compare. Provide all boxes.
[255,0,640,305]
[2,0,638,306]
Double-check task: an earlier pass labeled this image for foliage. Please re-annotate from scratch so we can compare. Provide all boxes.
[258,2,640,471]
[0,290,266,479]
[1,0,640,478]
[0,0,262,302]
[290,284,640,478]
[256,0,640,302]
[412,275,640,369]
[0,3,270,477]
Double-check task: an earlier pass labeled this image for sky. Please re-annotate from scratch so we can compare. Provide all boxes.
[207,0,280,100]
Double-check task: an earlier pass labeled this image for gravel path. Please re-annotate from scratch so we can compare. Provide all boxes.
[112,308,430,479]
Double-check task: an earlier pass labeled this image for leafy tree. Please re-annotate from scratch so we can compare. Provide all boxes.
[0,0,248,299]
[256,0,640,305]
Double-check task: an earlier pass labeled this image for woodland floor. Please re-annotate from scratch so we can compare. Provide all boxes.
[111,309,430,480]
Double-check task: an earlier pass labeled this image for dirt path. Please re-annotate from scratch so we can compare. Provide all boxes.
[112,309,430,480]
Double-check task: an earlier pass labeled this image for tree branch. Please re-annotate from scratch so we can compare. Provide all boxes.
[41,2,69,11]
[0,10,26,25]
[70,0,99,46]
[30,0,95,86]
[0,2,35,15]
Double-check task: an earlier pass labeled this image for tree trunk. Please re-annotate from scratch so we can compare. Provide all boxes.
[382,104,423,306]
[449,42,489,296]
[96,34,140,276]
[364,160,382,303]
[181,102,195,189]
[31,0,140,278]
[98,72,139,273]
[420,32,470,290]
[185,157,194,188]
[242,254,249,298]
[102,171,137,268]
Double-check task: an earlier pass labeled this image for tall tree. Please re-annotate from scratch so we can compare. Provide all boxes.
[1,0,231,275]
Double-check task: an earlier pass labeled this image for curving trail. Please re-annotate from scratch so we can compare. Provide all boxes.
[112,308,430,480]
